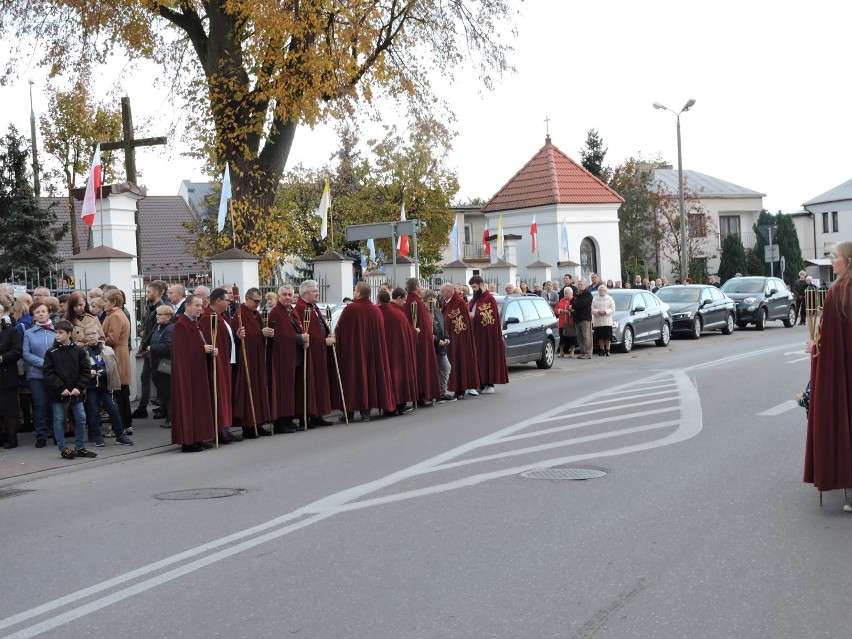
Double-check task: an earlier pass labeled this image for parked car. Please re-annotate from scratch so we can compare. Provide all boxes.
[609,289,672,353]
[720,276,796,330]
[655,285,736,338]
[498,294,557,369]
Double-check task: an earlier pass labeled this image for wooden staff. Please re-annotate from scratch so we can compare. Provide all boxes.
[411,301,419,342]
[212,313,219,449]
[237,306,259,437]
[806,287,826,358]
[326,307,348,426]
[428,298,435,322]
[303,308,310,431]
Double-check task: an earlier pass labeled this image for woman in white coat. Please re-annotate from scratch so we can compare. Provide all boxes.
[591,285,616,357]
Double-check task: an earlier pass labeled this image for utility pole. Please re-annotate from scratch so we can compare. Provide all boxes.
[28,79,40,199]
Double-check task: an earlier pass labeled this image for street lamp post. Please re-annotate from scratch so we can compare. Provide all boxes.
[653,99,696,282]
[28,78,40,199]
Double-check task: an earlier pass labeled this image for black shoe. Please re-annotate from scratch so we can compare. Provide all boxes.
[257,426,272,436]
[383,409,398,417]
[241,428,260,439]
[441,394,457,402]
[131,407,148,419]
[152,409,166,419]
[605,350,610,357]
[181,444,203,453]
[360,410,371,422]
[312,417,333,426]
[160,419,171,428]
[453,393,465,400]
[4,441,18,449]
[199,441,213,449]
[277,423,297,434]
[35,439,46,448]
[417,400,434,407]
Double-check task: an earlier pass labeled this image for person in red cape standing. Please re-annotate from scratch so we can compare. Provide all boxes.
[294,280,336,427]
[232,287,273,438]
[264,285,304,434]
[804,241,852,508]
[468,275,509,394]
[404,278,442,406]
[170,294,215,452]
[334,282,395,421]
[200,288,242,444]
[440,283,481,400]
[378,289,419,415]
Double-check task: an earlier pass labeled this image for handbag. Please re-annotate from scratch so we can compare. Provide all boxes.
[155,358,172,375]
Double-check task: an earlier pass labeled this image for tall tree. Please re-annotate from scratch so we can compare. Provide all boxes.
[0,127,67,280]
[717,233,747,283]
[580,129,608,180]
[1,1,515,262]
[40,76,122,254]
[748,209,803,282]
[609,156,663,280]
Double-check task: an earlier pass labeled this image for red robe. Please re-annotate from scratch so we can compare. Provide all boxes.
[470,290,509,386]
[294,296,335,417]
[405,292,442,401]
[170,314,215,445]
[804,280,852,491]
[200,308,234,430]
[443,292,481,393]
[267,302,302,420]
[232,303,272,427]
[334,297,396,412]
[379,303,419,406]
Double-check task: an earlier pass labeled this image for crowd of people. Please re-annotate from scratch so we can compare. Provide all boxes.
[0,276,511,456]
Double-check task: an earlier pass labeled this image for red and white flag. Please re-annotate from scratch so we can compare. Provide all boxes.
[530,215,538,253]
[81,144,102,228]
[397,201,410,256]
[482,219,491,256]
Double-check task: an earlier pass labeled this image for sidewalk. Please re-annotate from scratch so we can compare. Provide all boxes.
[0,409,176,484]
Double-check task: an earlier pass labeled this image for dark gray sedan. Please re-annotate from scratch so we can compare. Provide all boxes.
[655,285,736,338]
[609,289,672,353]
[498,294,558,368]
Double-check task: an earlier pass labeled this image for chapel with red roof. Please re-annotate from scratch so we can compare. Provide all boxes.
[447,135,623,283]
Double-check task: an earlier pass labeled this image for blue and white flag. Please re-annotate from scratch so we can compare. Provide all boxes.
[561,219,570,257]
[217,163,231,232]
[366,238,376,261]
[450,216,459,261]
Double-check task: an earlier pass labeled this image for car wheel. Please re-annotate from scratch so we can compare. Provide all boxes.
[690,316,702,339]
[721,312,734,335]
[783,305,796,328]
[656,322,671,347]
[620,326,634,353]
[536,338,555,370]
[756,307,767,331]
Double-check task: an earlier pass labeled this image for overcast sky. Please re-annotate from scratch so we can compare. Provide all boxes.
[1,1,849,213]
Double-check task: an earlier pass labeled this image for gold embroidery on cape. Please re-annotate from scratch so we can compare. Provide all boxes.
[478,302,495,326]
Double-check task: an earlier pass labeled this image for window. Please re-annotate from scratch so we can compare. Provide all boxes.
[823,212,830,233]
[700,289,712,305]
[641,293,658,309]
[518,299,539,322]
[464,224,473,244]
[580,237,598,280]
[719,215,741,242]
[688,214,707,237]
[832,211,839,233]
[504,301,523,323]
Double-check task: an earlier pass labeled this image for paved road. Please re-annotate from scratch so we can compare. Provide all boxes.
[1,324,848,639]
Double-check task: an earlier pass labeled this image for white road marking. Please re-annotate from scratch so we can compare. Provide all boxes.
[757,400,798,417]
[1,341,793,638]
[785,356,809,364]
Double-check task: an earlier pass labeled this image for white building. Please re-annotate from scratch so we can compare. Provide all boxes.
[442,136,624,283]
[650,168,765,281]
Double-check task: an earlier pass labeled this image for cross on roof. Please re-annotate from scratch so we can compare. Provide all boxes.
[544,115,551,137]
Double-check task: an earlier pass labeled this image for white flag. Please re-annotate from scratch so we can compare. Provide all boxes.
[316,177,331,239]
[561,219,570,256]
[366,238,376,260]
[450,216,459,261]
[217,163,231,232]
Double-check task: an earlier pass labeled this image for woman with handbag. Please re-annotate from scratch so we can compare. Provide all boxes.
[102,289,133,433]
[555,287,578,358]
[146,304,174,428]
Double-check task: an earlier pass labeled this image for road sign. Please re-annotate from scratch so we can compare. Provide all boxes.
[756,224,779,244]
[780,256,786,274]
[764,245,780,262]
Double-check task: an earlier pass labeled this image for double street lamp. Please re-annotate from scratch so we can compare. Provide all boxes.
[653,98,696,282]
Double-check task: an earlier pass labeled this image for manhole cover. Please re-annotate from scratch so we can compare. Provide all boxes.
[153,488,246,501]
[0,488,32,500]
[521,468,606,481]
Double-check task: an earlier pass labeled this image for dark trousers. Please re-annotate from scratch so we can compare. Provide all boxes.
[85,388,124,443]
[796,297,806,324]
[138,357,152,408]
[152,371,171,417]
[116,385,132,429]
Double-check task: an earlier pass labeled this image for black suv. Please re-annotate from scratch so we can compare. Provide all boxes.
[720,276,796,330]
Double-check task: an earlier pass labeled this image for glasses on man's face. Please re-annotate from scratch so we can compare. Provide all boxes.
[247,297,262,303]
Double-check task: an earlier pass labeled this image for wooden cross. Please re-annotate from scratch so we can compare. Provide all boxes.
[100,97,168,275]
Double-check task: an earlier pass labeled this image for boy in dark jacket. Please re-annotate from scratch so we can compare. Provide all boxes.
[43,320,97,460]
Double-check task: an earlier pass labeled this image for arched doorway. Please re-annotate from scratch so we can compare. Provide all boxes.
[580,237,598,281]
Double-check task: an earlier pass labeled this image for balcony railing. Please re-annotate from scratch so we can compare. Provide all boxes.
[463,242,490,260]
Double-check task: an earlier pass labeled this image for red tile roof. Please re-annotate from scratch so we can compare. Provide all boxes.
[482,136,624,213]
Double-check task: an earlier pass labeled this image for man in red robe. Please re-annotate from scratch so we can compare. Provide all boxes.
[170,294,215,452]
[379,289,419,415]
[468,275,509,393]
[334,282,395,421]
[404,278,442,406]
[232,287,273,438]
[264,285,305,434]
[440,283,481,399]
[294,280,336,427]
[200,288,242,443]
